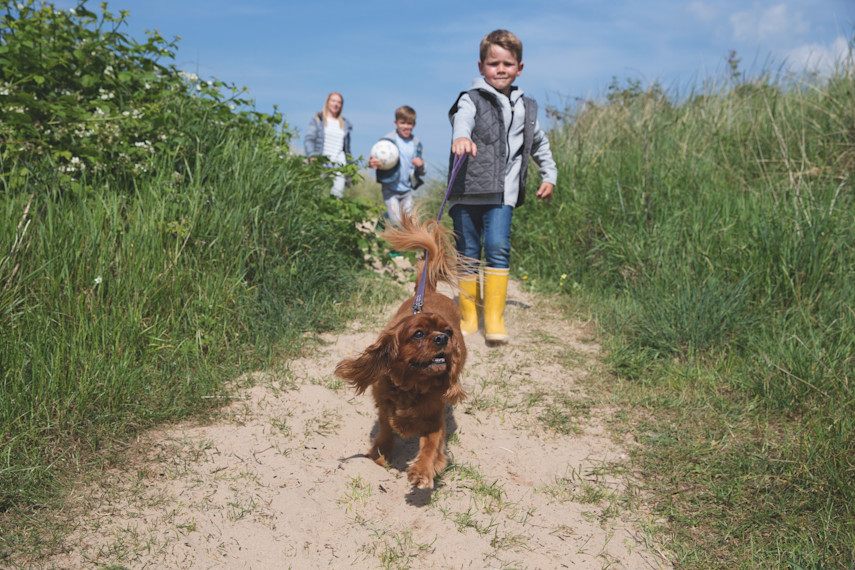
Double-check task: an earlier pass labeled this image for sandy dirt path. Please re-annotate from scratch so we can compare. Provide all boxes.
[40,263,670,569]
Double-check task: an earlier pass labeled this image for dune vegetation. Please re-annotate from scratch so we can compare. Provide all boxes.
[1,0,385,525]
[512,60,854,566]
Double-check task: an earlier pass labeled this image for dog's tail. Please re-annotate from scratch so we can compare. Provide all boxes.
[381,212,467,293]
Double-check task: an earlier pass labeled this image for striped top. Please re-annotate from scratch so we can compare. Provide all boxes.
[322,119,346,164]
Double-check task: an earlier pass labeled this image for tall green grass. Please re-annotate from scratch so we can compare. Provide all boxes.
[0,6,391,556]
[513,61,854,566]
[0,112,381,519]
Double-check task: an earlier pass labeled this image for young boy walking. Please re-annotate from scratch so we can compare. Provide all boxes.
[369,105,426,227]
[448,29,557,344]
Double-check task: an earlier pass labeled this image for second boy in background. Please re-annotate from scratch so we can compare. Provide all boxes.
[369,106,426,227]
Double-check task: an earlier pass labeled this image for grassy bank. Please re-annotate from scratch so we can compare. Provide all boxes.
[513,63,854,566]
[0,130,383,514]
[0,2,389,554]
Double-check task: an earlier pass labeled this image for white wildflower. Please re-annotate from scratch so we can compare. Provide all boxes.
[93,276,102,285]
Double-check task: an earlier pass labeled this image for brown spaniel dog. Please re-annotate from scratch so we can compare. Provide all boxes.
[335,213,467,489]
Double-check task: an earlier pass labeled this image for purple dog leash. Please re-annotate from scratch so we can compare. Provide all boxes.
[412,153,467,314]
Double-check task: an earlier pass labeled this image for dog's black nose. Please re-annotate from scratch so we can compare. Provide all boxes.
[433,333,449,347]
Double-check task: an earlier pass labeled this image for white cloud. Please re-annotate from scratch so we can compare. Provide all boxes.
[730,3,810,42]
[785,35,854,74]
[758,4,790,38]
[687,1,718,23]
[730,10,755,42]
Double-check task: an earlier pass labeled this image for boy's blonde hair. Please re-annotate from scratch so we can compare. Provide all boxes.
[395,105,417,123]
[322,92,344,128]
[479,29,522,64]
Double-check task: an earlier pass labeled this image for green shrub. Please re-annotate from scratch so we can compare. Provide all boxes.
[0,0,381,519]
[0,0,287,184]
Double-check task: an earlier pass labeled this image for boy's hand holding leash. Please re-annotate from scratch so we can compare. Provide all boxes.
[452,137,477,157]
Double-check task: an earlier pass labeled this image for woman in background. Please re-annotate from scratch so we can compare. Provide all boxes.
[304,92,352,198]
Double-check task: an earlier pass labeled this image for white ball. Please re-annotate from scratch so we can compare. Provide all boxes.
[370,139,399,170]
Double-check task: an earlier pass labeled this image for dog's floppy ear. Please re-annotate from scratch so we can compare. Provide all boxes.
[442,335,468,404]
[334,329,399,394]
[442,380,467,405]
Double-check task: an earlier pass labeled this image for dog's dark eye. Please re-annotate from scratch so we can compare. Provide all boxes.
[444,329,453,337]
[412,330,426,340]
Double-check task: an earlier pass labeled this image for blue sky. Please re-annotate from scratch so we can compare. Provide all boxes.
[55,0,854,179]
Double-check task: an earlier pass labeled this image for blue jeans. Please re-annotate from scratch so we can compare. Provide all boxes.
[449,204,514,271]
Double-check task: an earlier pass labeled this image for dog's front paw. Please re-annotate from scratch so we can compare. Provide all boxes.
[407,463,435,489]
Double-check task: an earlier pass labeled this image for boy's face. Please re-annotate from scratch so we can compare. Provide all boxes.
[478,45,523,95]
[395,119,415,139]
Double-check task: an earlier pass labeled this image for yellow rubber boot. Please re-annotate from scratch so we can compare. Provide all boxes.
[458,275,479,336]
[483,267,510,343]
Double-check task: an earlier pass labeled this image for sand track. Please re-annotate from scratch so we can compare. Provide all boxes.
[41,266,669,569]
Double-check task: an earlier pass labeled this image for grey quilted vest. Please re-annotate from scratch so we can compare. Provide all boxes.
[447,89,538,207]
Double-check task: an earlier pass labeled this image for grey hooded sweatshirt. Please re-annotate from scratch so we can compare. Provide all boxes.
[448,77,557,208]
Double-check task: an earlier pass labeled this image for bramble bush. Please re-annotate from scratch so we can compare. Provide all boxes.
[0,0,378,527]
[0,0,290,184]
